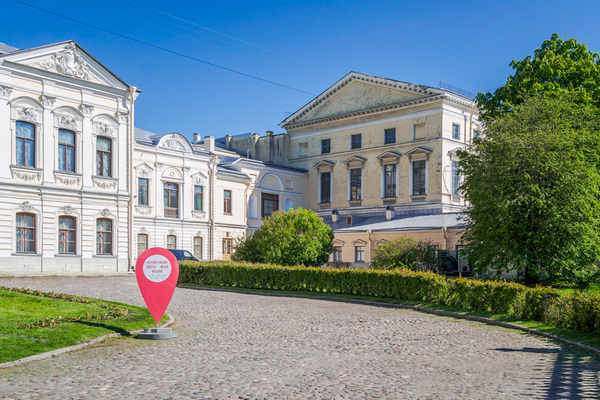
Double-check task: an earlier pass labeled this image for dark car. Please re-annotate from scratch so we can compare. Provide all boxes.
[168,249,199,261]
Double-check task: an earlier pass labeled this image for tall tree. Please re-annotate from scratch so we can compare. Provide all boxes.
[459,94,600,285]
[477,33,600,121]
[232,208,334,267]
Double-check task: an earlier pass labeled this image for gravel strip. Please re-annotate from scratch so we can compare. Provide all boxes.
[0,276,599,399]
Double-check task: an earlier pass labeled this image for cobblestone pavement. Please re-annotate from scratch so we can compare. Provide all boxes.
[0,276,599,400]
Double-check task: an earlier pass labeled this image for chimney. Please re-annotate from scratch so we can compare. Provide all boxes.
[204,136,215,153]
[192,133,202,144]
[332,209,339,223]
[266,130,274,136]
[386,205,395,221]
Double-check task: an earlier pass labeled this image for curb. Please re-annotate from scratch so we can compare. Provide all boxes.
[182,285,600,358]
[0,315,175,370]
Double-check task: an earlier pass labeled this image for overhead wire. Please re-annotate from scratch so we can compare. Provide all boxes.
[13,0,319,97]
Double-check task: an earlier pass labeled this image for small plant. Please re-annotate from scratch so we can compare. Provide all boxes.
[371,237,439,272]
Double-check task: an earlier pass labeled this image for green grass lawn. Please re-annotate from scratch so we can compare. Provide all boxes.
[179,283,600,351]
[557,282,600,294]
[0,288,167,364]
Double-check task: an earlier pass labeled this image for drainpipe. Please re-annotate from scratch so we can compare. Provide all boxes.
[209,156,218,260]
[128,86,136,272]
[367,229,372,264]
[441,226,448,274]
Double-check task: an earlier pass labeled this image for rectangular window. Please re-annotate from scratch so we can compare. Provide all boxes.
[224,190,232,214]
[452,160,460,195]
[166,235,176,249]
[164,182,179,218]
[320,171,331,204]
[96,218,112,255]
[58,216,76,254]
[355,246,365,262]
[351,134,361,149]
[138,178,149,206]
[321,139,331,154]
[193,236,203,260]
[222,238,233,260]
[96,136,112,177]
[58,130,75,172]
[384,128,396,144]
[333,246,342,262]
[16,213,35,253]
[194,185,203,211]
[261,193,279,219]
[16,121,35,167]
[412,160,427,196]
[452,123,460,140]
[350,168,362,201]
[137,234,148,256]
[384,164,397,198]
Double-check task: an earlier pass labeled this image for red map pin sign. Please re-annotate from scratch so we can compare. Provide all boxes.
[135,247,179,325]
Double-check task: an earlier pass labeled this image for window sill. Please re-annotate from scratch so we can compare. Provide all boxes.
[10,165,42,182]
[223,212,233,216]
[11,253,42,257]
[136,205,153,215]
[92,175,118,190]
[382,197,397,205]
[54,254,82,258]
[92,255,117,258]
[54,171,82,186]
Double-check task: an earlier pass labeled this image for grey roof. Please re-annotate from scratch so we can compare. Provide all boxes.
[0,42,18,55]
[134,127,161,144]
[335,212,466,233]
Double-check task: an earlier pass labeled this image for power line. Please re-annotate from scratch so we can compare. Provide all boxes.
[13,0,318,97]
[120,0,341,75]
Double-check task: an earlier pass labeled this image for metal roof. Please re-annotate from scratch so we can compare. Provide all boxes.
[335,212,466,232]
[0,42,18,55]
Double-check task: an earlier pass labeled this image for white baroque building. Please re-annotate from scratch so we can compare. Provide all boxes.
[0,40,307,274]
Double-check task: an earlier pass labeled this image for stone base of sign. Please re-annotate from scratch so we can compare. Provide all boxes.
[137,327,178,340]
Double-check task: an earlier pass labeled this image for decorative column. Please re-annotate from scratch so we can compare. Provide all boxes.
[41,94,56,184]
[0,85,13,178]
[81,104,94,188]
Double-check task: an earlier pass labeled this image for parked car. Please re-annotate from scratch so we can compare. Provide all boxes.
[167,249,199,261]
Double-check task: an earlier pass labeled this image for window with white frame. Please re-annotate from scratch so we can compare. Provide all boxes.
[194,185,203,211]
[58,129,76,172]
[355,245,365,262]
[16,213,36,253]
[384,164,397,198]
[96,218,112,255]
[412,160,427,196]
[96,136,112,177]
[166,235,177,249]
[58,216,76,254]
[138,178,149,206]
[224,190,232,214]
[137,233,148,256]
[333,246,342,261]
[164,182,179,218]
[452,123,460,140]
[16,121,36,167]
[452,160,461,195]
[193,236,203,259]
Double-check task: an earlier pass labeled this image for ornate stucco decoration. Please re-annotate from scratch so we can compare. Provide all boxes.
[139,227,147,233]
[161,135,187,151]
[168,229,176,235]
[0,85,13,99]
[61,205,74,215]
[135,206,152,215]
[32,42,97,82]
[191,210,206,219]
[93,177,117,189]
[20,201,32,212]
[94,121,116,138]
[12,169,41,181]
[118,112,129,124]
[100,208,111,217]
[41,95,56,108]
[55,174,81,186]
[138,168,150,178]
[57,113,79,131]
[192,172,207,186]
[81,104,94,117]
[16,107,40,124]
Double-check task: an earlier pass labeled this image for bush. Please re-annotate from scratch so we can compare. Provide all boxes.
[232,208,334,267]
[371,237,439,271]
[179,261,600,335]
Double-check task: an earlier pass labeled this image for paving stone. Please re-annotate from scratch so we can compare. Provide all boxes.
[0,276,599,399]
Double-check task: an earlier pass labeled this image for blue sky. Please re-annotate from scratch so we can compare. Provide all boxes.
[4,0,600,140]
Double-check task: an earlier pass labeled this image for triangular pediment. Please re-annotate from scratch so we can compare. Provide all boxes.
[280,72,443,128]
[0,41,130,90]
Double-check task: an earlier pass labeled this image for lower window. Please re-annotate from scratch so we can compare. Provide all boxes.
[59,216,76,254]
[16,213,36,253]
[96,218,112,255]
[137,233,148,256]
[354,246,365,262]
[333,246,342,262]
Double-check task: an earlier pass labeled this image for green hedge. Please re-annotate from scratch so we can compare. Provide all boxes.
[178,261,600,334]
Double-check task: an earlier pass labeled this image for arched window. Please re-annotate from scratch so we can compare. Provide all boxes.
[166,234,177,249]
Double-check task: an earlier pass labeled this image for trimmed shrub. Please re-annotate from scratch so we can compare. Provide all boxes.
[178,261,600,335]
